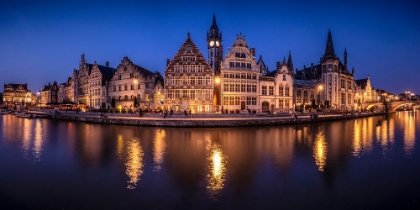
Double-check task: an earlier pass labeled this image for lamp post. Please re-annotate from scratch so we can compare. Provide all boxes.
[134,79,138,112]
[214,76,221,113]
[37,91,40,106]
[317,84,323,110]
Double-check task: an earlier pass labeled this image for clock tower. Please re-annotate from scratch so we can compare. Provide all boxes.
[207,14,223,108]
[207,13,223,75]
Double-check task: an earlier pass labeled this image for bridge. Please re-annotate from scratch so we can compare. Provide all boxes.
[361,100,420,113]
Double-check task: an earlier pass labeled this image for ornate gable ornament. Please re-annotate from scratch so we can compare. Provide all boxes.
[165,33,211,72]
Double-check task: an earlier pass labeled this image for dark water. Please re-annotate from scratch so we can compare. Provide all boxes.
[1,111,419,210]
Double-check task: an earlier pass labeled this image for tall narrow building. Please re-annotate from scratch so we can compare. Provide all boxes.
[164,33,214,113]
[220,33,260,113]
[320,29,354,109]
[207,14,223,108]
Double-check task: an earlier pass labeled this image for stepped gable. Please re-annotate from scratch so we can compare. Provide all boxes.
[165,33,211,72]
[118,56,163,85]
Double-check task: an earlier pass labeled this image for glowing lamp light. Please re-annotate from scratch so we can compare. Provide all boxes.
[215,77,220,84]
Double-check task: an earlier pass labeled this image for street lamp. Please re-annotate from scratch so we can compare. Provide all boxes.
[37,91,40,106]
[134,79,138,111]
[214,76,221,112]
[317,84,323,110]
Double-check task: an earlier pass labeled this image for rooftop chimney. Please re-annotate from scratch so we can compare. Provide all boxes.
[106,61,109,67]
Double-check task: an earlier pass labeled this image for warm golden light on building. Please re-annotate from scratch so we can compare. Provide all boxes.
[215,77,220,84]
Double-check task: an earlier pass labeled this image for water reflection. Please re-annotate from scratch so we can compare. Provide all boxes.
[125,137,144,189]
[117,134,124,159]
[206,139,227,191]
[1,112,420,209]
[33,120,43,162]
[352,118,374,157]
[153,129,166,171]
[313,129,327,172]
[22,119,32,159]
[403,112,416,156]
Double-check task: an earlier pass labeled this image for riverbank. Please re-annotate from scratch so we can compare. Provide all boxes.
[26,109,385,127]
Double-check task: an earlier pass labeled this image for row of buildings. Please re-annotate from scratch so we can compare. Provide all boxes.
[3,15,396,113]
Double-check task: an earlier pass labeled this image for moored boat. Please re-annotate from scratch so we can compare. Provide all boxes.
[16,112,33,118]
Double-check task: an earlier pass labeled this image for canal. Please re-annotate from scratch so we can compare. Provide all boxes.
[0,111,419,209]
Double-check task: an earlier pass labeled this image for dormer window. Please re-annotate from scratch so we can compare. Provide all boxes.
[187,45,191,52]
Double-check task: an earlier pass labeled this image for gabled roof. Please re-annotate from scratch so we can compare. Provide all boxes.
[257,55,268,74]
[4,83,28,91]
[355,78,368,89]
[96,63,116,81]
[165,33,211,72]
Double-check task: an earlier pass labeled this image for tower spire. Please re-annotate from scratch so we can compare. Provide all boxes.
[324,29,336,59]
[287,50,294,71]
[210,13,218,31]
[344,48,348,70]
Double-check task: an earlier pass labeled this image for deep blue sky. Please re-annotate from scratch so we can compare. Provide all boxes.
[1,0,419,95]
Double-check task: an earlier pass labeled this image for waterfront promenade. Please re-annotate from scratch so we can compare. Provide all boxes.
[28,108,384,127]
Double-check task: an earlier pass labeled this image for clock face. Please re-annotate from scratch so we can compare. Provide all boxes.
[209,41,214,47]
[216,41,220,46]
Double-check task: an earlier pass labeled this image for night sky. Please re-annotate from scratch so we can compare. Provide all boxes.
[1,0,419,95]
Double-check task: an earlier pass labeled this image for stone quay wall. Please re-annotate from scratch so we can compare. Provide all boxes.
[49,112,385,127]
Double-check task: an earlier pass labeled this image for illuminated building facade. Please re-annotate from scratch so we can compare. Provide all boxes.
[63,76,76,103]
[164,33,214,113]
[2,83,33,107]
[40,81,58,105]
[220,33,260,113]
[259,58,294,113]
[76,54,92,106]
[89,61,116,109]
[355,76,376,103]
[109,56,163,112]
[295,30,355,110]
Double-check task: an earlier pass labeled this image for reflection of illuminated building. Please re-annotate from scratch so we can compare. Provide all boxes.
[153,129,166,171]
[352,118,375,157]
[125,138,144,189]
[313,130,327,172]
[403,112,415,156]
[33,120,43,162]
[22,119,31,158]
[206,139,227,191]
[116,134,124,159]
